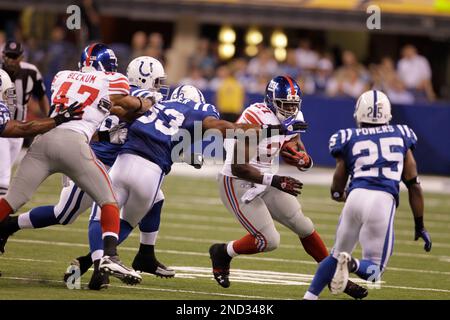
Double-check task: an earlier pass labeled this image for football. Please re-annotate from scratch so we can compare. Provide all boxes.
[280,140,302,166]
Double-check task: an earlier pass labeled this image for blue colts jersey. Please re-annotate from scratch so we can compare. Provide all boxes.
[90,85,152,166]
[0,103,11,136]
[120,98,220,174]
[329,124,418,205]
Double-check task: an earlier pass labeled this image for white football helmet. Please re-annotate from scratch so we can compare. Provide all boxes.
[170,85,206,104]
[127,56,169,98]
[0,69,17,114]
[354,90,392,126]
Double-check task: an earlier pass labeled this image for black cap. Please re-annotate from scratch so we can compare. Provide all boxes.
[3,40,24,59]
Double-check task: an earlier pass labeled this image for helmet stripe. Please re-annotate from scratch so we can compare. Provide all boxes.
[85,43,98,67]
[283,75,295,95]
[373,90,378,119]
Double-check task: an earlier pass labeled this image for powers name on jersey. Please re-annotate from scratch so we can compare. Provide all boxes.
[329,124,418,204]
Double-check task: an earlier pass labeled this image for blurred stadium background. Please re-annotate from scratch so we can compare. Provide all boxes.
[0,0,449,300]
[1,0,450,174]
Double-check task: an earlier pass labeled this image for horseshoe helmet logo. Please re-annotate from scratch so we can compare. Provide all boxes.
[139,60,153,77]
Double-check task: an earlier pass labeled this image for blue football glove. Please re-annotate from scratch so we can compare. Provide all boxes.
[280,116,308,135]
[415,228,432,252]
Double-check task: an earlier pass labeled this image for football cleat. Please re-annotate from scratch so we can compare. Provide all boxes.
[132,252,175,278]
[209,243,232,288]
[63,253,93,283]
[88,269,110,290]
[330,252,351,294]
[344,280,368,300]
[99,255,142,285]
[0,216,14,254]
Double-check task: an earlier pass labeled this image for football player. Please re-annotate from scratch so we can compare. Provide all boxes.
[209,75,367,299]
[0,56,173,287]
[0,43,153,285]
[0,69,83,139]
[77,83,307,289]
[303,90,432,300]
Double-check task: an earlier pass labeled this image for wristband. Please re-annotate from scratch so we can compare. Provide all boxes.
[262,173,274,186]
[403,176,420,188]
[136,97,143,113]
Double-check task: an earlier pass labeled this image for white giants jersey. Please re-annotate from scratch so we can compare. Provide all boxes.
[221,102,302,177]
[50,70,129,139]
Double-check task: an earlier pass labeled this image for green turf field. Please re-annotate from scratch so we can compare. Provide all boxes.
[0,173,449,300]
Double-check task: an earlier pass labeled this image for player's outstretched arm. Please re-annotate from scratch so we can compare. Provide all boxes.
[402,149,432,252]
[1,102,84,138]
[109,94,154,119]
[330,156,348,202]
[202,117,260,136]
[231,138,303,197]
[202,117,308,137]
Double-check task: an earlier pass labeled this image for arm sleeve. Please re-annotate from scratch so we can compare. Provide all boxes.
[196,103,220,120]
[329,130,346,158]
[400,125,418,150]
[107,73,130,96]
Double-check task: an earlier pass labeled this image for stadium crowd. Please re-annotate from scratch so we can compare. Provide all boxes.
[0,20,438,111]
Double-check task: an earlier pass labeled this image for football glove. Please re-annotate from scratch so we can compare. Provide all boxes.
[108,123,128,144]
[53,101,84,126]
[270,175,303,196]
[280,116,308,135]
[415,227,432,252]
[280,146,312,169]
[414,216,432,252]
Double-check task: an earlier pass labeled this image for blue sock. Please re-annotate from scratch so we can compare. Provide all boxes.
[139,200,163,233]
[355,259,381,281]
[307,255,338,296]
[88,218,133,257]
[118,219,133,245]
[28,206,58,228]
[88,219,103,253]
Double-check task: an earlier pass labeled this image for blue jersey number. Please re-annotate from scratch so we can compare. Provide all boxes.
[138,105,185,135]
[352,137,404,181]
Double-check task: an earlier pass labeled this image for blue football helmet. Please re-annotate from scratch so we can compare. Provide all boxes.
[78,43,118,73]
[264,75,302,121]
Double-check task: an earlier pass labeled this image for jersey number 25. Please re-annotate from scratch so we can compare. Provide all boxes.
[352,138,404,181]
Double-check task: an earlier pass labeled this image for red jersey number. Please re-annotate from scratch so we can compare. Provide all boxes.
[53,81,100,112]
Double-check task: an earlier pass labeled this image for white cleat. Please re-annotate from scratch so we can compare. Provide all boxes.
[99,255,142,285]
[330,252,351,294]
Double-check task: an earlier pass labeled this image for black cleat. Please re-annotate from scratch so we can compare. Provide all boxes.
[63,253,93,283]
[132,252,175,278]
[209,243,232,288]
[0,216,17,254]
[88,269,110,290]
[344,280,368,300]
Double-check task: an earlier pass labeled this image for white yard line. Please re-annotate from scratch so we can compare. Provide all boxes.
[2,264,450,296]
[7,238,450,276]
[0,276,284,300]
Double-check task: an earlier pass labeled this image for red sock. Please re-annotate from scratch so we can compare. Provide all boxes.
[233,234,260,254]
[300,230,329,262]
[100,204,120,237]
[0,198,13,222]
